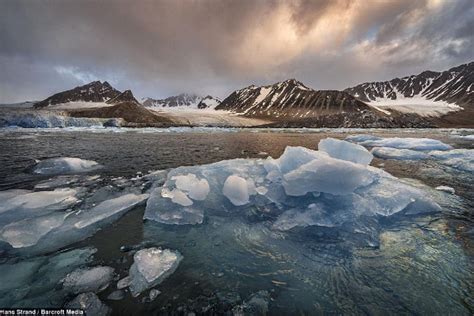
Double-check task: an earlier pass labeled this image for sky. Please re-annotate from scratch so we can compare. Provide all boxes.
[1,0,473,103]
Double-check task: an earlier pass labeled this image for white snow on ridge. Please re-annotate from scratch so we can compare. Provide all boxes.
[368,96,462,117]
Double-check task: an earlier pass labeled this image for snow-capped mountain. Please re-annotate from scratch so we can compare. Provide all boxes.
[344,62,473,116]
[197,95,221,109]
[142,93,221,109]
[34,81,122,108]
[142,93,200,108]
[215,79,379,118]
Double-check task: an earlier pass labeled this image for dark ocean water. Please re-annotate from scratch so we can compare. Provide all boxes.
[0,128,472,315]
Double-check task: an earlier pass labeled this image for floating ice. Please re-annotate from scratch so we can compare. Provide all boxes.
[62,266,114,294]
[163,188,193,206]
[33,157,102,175]
[223,175,250,206]
[428,149,474,172]
[371,147,430,160]
[319,138,373,165]
[435,186,455,194]
[369,146,474,172]
[149,289,161,301]
[65,292,110,316]
[128,248,182,297]
[107,290,125,301]
[146,188,204,225]
[232,290,270,316]
[143,140,441,246]
[0,212,69,248]
[73,193,149,229]
[0,247,96,308]
[273,146,326,174]
[273,204,332,231]
[282,156,376,196]
[2,193,148,254]
[0,189,78,229]
[172,173,210,200]
[346,135,452,151]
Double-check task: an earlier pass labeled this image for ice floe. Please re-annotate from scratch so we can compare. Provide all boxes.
[435,186,455,194]
[144,139,441,246]
[65,292,110,316]
[0,189,148,254]
[128,247,183,297]
[371,147,430,160]
[428,149,474,172]
[0,247,96,307]
[319,138,373,165]
[346,135,452,151]
[62,266,114,294]
[33,157,102,175]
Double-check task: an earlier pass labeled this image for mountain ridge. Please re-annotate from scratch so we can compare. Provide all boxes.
[34,81,122,108]
[215,78,385,119]
[344,62,474,108]
[142,93,221,109]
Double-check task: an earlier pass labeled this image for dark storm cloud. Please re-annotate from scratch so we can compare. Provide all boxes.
[0,0,473,102]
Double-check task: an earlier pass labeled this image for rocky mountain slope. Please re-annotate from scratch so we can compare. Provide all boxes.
[215,79,386,119]
[68,101,173,126]
[142,93,221,109]
[106,90,139,104]
[345,62,474,110]
[34,81,122,108]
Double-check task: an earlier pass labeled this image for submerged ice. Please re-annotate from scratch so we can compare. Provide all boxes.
[33,157,102,175]
[346,135,473,173]
[345,135,452,151]
[0,183,148,254]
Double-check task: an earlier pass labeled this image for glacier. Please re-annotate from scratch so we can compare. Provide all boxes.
[0,112,108,128]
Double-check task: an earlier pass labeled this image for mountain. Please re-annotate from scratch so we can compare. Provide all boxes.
[142,93,201,108]
[68,101,174,126]
[197,95,221,109]
[215,79,383,118]
[344,62,474,111]
[106,89,139,104]
[34,81,121,108]
[142,93,221,109]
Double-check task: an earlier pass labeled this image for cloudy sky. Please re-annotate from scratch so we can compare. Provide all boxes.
[1,0,473,103]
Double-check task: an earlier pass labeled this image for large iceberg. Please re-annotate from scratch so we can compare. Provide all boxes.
[33,157,102,175]
[128,247,183,297]
[144,138,441,246]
